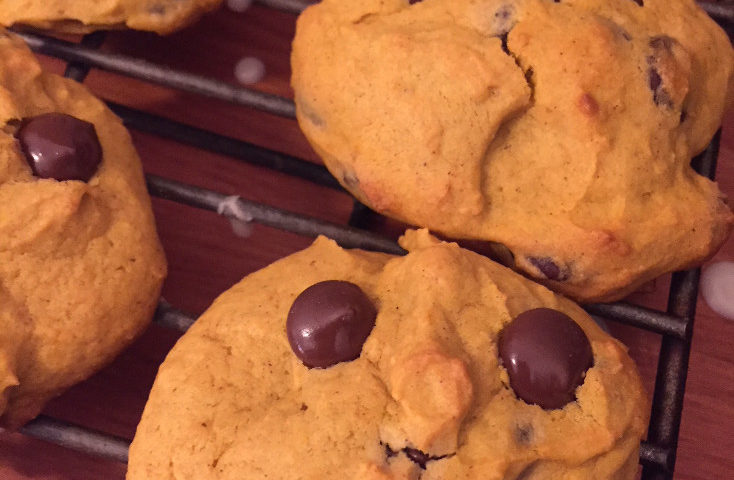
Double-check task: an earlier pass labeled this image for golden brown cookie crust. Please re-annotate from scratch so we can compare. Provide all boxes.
[0,0,222,34]
[291,0,734,302]
[127,231,647,480]
[0,30,167,428]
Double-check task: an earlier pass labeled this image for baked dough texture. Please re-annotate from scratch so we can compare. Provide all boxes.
[0,31,167,427]
[127,230,648,480]
[0,0,222,34]
[291,0,734,302]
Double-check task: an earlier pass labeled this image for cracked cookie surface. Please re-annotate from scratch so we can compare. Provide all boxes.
[0,30,166,427]
[127,230,647,480]
[291,0,734,302]
[0,0,221,34]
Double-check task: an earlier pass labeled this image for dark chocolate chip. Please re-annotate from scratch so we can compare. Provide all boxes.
[16,113,102,182]
[286,280,377,368]
[647,64,673,108]
[524,67,534,86]
[342,171,360,188]
[680,109,687,123]
[631,0,643,6]
[649,35,673,51]
[517,464,538,480]
[404,448,430,470]
[499,33,510,54]
[382,443,452,469]
[514,424,533,445]
[498,308,593,410]
[646,38,676,109]
[528,256,567,281]
[383,442,399,459]
[148,4,166,14]
[653,88,673,109]
[648,66,662,91]
[492,4,516,36]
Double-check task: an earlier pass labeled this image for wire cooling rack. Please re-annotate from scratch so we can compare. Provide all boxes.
[8,1,734,478]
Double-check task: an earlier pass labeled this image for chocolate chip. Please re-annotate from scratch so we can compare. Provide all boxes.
[528,256,567,281]
[286,280,377,368]
[646,37,676,108]
[16,113,102,182]
[649,36,673,51]
[631,0,643,6]
[577,93,599,116]
[404,448,430,469]
[498,308,593,409]
[648,65,662,91]
[517,464,538,480]
[403,447,450,469]
[383,443,399,459]
[492,4,516,36]
[148,4,166,15]
[524,67,534,86]
[342,171,360,188]
[680,109,687,123]
[499,33,510,55]
[646,66,673,108]
[514,424,533,445]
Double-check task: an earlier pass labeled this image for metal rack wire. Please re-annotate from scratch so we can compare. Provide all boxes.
[11,1,734,478]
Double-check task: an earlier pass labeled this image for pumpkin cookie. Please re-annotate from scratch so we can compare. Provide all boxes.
[0,0,221,34]
[128,230,647,479]
[0,30,166,428]
[291,0,734,302]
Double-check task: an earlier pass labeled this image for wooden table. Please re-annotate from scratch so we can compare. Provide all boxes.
[1,4,732,479]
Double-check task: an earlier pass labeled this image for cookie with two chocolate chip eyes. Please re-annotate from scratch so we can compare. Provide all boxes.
[0,0,221,34]
[0,30,166,428]
[127,230,647,480]
[291,0,734,302]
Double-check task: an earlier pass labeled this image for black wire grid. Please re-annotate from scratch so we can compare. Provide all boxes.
[10,1,734,478]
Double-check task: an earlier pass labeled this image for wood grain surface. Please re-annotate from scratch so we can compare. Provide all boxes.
[1,3,733,479]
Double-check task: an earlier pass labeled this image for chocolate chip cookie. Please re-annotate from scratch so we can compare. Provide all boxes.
[0,30,167,428]
[0,0,221,34]
[127,230,647,480]
[291,0,734,302]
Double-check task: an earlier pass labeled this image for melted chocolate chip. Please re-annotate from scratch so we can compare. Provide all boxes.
[649,36,673,51]
[646,37,676,108]
[524,67,534,86]
[648,65,662,91]
[382,444,451,470]
[342,171,360,188]
[631,0,643,6]
[499,33,510,54]
[286,280,377,368]
[499,308,593,409]
[514,424,533,445]
[404,448,430,469]
[492,4,516,36]
[16,113,102,182]
[528,256,567,281]
[383,443,399,459]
